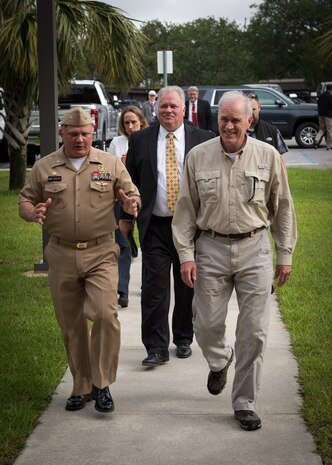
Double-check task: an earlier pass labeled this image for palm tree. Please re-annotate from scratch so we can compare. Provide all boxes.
[315,17,332,64]
[0,0,147,190]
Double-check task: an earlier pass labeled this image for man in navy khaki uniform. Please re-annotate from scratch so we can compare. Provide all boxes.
[19,107,140,413]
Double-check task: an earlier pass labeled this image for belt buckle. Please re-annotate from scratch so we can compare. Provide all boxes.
[76,241,88,249]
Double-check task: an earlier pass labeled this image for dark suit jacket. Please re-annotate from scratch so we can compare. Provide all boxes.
[142,100,157,123]
[185,98,213,131]
[318,91,332,118]
[124,123,215,244]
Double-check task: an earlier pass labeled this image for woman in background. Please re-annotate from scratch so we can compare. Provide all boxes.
[108,105,148,307]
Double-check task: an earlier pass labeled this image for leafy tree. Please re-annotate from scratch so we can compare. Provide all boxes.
[0,0,147,190]
[246,0,332,87]
[169,17,255,85]
[140,17,256,87]
[139,20,174,88]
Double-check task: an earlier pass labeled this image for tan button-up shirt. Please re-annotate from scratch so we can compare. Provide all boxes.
[172,136,297,265]
[19,146,139,241]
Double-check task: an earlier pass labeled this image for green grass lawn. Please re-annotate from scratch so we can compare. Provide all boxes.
[0,175,67,465]
[0,169,331,465]
[277,169,332,463]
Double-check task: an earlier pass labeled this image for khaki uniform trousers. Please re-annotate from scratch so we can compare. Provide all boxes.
[45,239,120,396]
[193,229,273,411]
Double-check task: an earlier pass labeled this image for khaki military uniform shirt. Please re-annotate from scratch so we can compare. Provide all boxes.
[19,146,139,241]
[172,135,297,265]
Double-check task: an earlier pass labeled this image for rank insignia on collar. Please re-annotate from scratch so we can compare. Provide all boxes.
[91,165,112,181]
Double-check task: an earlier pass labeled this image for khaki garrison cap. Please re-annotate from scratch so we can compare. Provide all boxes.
[61,107,93,126]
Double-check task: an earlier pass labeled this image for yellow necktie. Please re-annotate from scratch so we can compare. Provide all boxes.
[166,132,179,213]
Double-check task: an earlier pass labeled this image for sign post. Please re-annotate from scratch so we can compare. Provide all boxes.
[157,51,173,86]
[35,0,58,272]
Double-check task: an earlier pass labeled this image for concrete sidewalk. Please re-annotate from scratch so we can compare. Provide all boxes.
[14,252,322,465]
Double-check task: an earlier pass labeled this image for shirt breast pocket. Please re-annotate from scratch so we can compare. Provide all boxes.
[90,181,113,208]
[44,182,68,209]
[244,170,270,204]
[195,170,220,203]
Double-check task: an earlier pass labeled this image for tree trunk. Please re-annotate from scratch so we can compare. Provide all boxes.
[4,95,33,191]
[9,143,28,191]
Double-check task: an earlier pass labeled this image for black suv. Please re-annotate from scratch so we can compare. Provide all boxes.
[194,86,319,148]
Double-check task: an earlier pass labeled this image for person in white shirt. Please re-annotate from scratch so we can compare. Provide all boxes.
[108,106,148,307]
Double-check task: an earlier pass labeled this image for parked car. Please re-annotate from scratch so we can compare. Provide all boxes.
[28,80,119,154]
[116,99,143,111]
[243,83,284,93]
[316,81,332,96]
[193,85,319,148]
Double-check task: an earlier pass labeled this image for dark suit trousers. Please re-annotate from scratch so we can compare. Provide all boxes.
[140,215,194,355]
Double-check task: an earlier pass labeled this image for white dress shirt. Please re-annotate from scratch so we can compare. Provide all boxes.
[153,124,185,217]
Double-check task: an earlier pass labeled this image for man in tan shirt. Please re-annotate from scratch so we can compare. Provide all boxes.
[19,107,140,414]
[172,91,297,431]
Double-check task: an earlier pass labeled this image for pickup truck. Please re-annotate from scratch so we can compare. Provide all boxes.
[28,79,119,154]
[191,85,319,148]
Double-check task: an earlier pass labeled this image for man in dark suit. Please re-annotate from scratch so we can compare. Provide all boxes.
[185,86,213,131]
[120,86,215,367]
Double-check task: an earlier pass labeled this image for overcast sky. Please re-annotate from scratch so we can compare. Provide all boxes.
[103,0,262,27]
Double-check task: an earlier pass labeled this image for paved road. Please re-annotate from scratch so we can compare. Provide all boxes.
[284,139,332,169]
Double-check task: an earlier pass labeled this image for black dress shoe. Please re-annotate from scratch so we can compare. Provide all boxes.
[65,393,92,411]
[176,344,192,358]
[234,410,262,431]
[118,293,128,308]
[92,385,114,413]
[207,348,234,395]
[142,353,169,367]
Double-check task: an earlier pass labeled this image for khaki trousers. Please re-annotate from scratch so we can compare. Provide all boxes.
[45,239,120,396]
[193,229,273,411]
[315,115,332,148]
